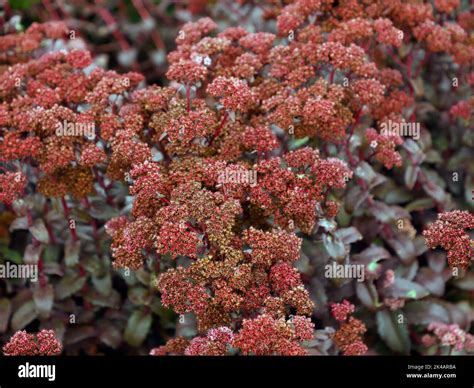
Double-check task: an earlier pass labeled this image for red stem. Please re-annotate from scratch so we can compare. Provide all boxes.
[42,0,61,20]
[209,111,229,146]
[97,7,130,52]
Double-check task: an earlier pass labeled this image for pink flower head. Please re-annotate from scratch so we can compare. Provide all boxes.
[207,76,255,112]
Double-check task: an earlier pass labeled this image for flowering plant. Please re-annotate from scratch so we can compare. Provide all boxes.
[0,0,473,356]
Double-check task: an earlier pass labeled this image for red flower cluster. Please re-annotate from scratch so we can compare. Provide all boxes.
[233,314,314,356]
[1,0,472,357]
[3,330,62,356]
[0,172,26,205]
[423,211,474,270]
[330,300,368,356]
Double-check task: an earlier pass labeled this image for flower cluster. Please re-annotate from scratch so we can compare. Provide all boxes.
[423,211,474,270]
[330,300,367,356]
[3,330,62,356]
[1,0,472,357]
[421,322,474,354]
[233,314,314,356]
[0,172,26,205]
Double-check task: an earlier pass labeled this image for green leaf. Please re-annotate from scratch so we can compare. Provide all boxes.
[29,219,50,244]
[124,310,152,347]
[64,240,81,267]
[0,245,23,264]
[92,274,112,296]
[405,198,435,212]
[0,298,12,333]
[84,289,120,308]
[12,300,38,331]
[33,285,54,318]
[55,274,86,300]
[376,310,410,354]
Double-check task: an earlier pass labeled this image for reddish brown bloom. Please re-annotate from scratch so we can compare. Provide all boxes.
[3,330,62,356]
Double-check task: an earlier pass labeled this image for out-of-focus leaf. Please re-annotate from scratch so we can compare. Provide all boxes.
[0,246,23,264]
[318,218,337,232]
[427,252,446,273]
[81,255,102,277]
[387,234,416,263]
[129,287,152,306]
[416,268,444,296]
[335,227,362,245]
[42,244,61,263]
[387,278,429,300]
[355,161,387,188]
[124,310,152,346]
[0,298,12,333]
[453,273,474,290]
[29,219,49,244]
[98,322,122,349]
[376,310,410,354]
[423,182,446,203]
[55,274,86,300]
[404,300,450,325]
[290,136,309,149]
[424,150,442,163]
[64,240,81,267]
[404,165,419,190]
[353,245,391,265]
[403,139,424,164]
[33,284,54,318]
[85,290,120,308]
[9,216,28,231]
[64,326,97,346]
[382,187,412,204]
[405,198,435,212]
[12,300,38,331]
[444,302,470,329]
[310,278,328,308]
[345,186,369,213]
[355,162,377,183]
[372,202,410,224]
[413,236,428,256]
[92,274,112,296]
[89,203,120,221]
[135,268,151,286]
[356,281,380,309]
[322,233,346,259]
[397,260,418,281]
[23,244,42,265]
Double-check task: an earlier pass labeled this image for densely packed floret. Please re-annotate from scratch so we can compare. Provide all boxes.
[3,330,62,356]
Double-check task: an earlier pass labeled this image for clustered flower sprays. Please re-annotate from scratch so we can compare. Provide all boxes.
[105,18,356,355]
[0,22,148,353]
[3,329,62,356]
[1,0,473,356]
[423,211,474,270]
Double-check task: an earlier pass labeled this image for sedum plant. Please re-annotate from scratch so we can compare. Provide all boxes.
[0,0,473,356]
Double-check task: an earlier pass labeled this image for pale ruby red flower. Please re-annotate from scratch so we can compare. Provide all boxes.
[3,330,62,356]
